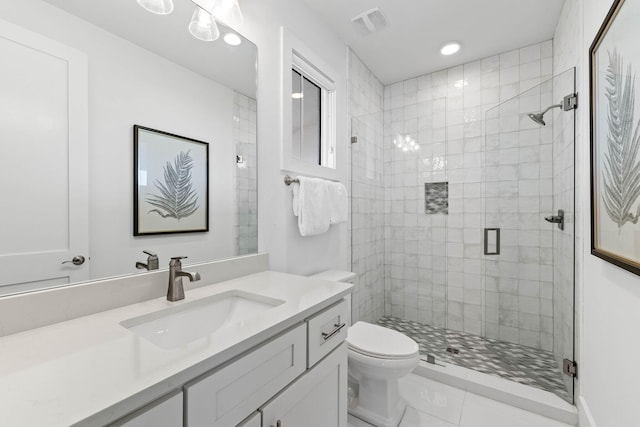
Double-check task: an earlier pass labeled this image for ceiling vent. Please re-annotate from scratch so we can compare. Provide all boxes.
[351,8,389,35]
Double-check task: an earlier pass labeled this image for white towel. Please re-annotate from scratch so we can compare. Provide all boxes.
[326,181,348,224]
[292,177,330,236]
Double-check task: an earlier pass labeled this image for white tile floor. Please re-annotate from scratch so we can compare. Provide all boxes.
[348,374,575,427]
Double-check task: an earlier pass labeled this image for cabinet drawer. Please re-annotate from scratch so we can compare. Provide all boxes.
[185,324,306,427]
[307,299,349,367]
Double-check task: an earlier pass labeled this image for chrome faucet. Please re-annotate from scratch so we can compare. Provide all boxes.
[167,256,200,302]
[136,250,159,271]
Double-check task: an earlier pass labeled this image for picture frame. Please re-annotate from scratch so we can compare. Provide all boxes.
[133,125,209,236]
[590,0,640,276]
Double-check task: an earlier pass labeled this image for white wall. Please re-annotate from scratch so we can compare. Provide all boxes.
[0,0,238,278]
[555,0,640,426]
[237,0,350,275]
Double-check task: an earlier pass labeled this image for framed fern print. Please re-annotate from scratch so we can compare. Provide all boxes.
[134,125,209,236]
[590,0,640,276]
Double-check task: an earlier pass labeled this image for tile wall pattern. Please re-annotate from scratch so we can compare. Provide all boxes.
[348,50,385,323]
[382,41,555,347]
[233,92,258,255]
[483,79,556,351]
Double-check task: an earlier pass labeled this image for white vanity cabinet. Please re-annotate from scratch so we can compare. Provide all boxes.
[185,299,349,427]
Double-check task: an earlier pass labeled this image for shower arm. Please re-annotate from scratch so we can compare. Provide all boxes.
[541,103,562,115]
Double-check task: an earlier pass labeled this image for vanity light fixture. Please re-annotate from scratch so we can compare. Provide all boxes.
[192,0,243,27]
[137,0,174,14]
[223,32,242,46]
[189,6,220,42]
[440,41,461,56]
[137,0,244,42]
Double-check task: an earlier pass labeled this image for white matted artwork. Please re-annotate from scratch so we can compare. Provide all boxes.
[134,125,209,235]
[590,0,640,276]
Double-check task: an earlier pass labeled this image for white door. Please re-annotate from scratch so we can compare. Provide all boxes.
[0,19,89,295]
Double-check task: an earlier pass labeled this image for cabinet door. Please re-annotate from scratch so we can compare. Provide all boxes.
[185,324,306,426]
[110,391,182,427]
[261,343,347,427]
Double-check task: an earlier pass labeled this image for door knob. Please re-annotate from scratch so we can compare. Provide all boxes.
[61,255,86,266]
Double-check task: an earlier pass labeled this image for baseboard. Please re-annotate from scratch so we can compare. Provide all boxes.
[577,396,597,427]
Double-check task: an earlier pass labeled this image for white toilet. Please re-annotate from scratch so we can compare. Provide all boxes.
[310,270,420,427]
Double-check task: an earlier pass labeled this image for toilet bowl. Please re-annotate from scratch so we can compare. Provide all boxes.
[347,321,419,427]
[309,270,419,427]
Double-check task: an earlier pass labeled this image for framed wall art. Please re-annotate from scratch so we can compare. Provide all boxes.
[590,0,640,276]
[134,125,209,236]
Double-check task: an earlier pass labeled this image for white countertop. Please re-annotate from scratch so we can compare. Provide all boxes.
[0,271,352,426]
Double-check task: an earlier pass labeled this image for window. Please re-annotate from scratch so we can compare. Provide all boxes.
[281,27,339,179]
[291,69,322,165]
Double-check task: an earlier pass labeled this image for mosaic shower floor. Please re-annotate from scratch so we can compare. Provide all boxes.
[377,316,572,402]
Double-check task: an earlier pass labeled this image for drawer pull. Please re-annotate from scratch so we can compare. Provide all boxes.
[321,323,346,341]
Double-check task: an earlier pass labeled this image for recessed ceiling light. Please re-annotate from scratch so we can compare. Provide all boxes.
[440,41,461,56]
[223,32,242,46]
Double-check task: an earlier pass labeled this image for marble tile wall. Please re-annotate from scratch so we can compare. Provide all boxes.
[233,91,258,255]
[484,78,555,350]
[383,41,555,347]
[348,50,385,323]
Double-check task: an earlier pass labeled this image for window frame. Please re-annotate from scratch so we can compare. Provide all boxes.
[281,28,339,180]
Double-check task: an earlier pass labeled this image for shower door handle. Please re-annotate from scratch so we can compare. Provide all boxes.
[484,228,500,255]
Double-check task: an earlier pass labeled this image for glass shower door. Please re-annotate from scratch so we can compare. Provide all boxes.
[482,69,576,402]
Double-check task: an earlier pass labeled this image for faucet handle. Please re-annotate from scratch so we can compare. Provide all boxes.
[169,256,188,268]
[143,250,157,257]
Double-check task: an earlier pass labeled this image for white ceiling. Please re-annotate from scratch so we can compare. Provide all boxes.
[44,0,257,97]
[301,0,565,84]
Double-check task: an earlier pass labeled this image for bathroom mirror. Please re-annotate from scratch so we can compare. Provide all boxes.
[0,0,258,296]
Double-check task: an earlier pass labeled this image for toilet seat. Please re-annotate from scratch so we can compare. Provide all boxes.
[347,321,419,360]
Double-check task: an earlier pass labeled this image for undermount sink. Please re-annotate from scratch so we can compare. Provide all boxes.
[121,290,285,349]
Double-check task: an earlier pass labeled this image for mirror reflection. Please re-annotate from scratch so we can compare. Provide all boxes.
[0,0,258,296]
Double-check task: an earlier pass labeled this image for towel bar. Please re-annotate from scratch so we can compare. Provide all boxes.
[284,175,299,186]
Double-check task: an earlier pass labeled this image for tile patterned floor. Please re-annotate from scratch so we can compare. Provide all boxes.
[377,316,572,402]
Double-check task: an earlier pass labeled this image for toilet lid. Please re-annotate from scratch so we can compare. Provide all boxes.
[347,322,419,360]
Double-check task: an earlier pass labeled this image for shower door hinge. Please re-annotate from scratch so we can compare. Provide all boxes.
[351,136,358,144]
[563,358,578,378]
[563,93,578,111]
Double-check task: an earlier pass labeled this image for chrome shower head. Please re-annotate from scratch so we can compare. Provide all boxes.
[527,112,547,126]
[527,103,562,126]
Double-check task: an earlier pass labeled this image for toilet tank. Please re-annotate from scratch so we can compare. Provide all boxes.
[310,270,356,326]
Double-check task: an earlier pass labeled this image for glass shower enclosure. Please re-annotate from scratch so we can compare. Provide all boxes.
[483,68,576,402]
[348,63,576,403]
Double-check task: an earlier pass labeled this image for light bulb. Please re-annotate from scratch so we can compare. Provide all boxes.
[137,0,174,14]
[440,41,461,56]
[189,7,220,42]
[223,32,242,46]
